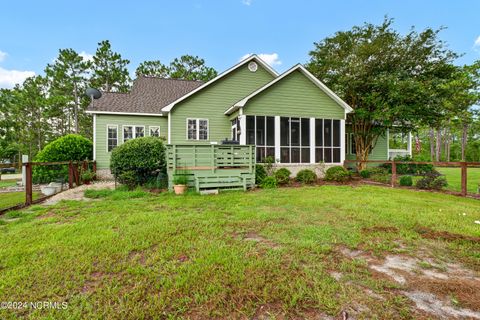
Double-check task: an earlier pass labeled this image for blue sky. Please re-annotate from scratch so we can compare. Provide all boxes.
[0,0,479,88]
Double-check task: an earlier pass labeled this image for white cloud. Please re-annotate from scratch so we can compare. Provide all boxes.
[242,0,252,5]
[0,67,35,89]
[240,53,282,66]
[0,50,7,62]
[79,51,94,61]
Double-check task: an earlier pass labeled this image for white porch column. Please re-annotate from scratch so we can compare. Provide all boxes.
[239,115,246,145]
[407,131,412,156]
[93,114,97,160]
[274,116,280,161]
[310,118,315,164]
[340,119,346,164]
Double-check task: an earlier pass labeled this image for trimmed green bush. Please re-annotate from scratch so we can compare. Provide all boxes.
[359,169,371,178]
[255,165,267,184]
[399,175,413,186]
[416,174,447,190]
[260,176,277,189]
[110,137,166,187]
[296,169,317,184]
[33,134,93,183]
[324,166,351,182]
[274,168,291,185]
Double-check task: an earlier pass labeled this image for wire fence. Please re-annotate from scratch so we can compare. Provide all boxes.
[0,160,96,215]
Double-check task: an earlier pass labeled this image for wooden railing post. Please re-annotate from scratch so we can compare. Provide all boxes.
[68,161,73,188]
[25,162,32,205]
[391,160,396,187]
[461,162,467,196]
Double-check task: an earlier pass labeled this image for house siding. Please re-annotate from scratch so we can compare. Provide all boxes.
[243,70,346,119]
[345,125,389,164]
[169,63,275,144]
[95,114,167,169]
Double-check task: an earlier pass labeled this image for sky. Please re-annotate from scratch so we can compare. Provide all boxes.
[0,0,479,88]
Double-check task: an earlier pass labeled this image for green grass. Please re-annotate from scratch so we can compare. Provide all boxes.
[0,179,18,188]
[0,192,40,210]
[436,167,480,194]
[0,186,479,319]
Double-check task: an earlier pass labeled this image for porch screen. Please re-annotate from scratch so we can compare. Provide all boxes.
[246,115,275,162]
[315,119,341,163]
[280,117,310,163]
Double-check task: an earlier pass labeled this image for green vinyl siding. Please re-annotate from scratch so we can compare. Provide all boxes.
[169,63,275,144]
[244,70,346,119]
[95,114,167,168]
[345,125,389,163]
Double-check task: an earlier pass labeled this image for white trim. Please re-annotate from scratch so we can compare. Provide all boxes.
[386,129,390,159]
[407,131,412,156]
[274,116,281,161]
[93,115,97,160]
[149,126,160,137]
[106,124,118,153]
[239,115,246,145]
[340,120,345,164]
[309,118,315,164]
[86,110,164,117]
[225,64,354,115]
[162,55,279,112]
[186,118,209,141]
[167,113,171,144]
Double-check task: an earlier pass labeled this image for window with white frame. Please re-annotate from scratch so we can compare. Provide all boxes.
[149,126,160,137]
[231,118,241,141]
[246,115,275,162]
[315,119,341,163]
[123,125,145,143]
[280,117,310,163]
[107,125,118,152]
[187,119,208,140]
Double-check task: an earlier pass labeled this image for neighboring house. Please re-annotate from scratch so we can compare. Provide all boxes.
[87,55,411,177]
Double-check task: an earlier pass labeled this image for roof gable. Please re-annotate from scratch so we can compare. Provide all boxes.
[225,64,353,115]
[161,54,279,112]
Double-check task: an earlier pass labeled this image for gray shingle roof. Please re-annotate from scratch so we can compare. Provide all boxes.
[88,76,204,114]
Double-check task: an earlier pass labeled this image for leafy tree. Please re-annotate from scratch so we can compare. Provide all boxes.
[91,40,131,92]
[306,18,457,169]
[45,48,91,134]
[168,55,217,81]
[135,60,169,78]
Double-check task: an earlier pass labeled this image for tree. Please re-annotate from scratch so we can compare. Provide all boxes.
[91,40,131,92]
[45,48,91,134]
[168,55,217,81]
[306,18,458,169]
[135,60,169,78]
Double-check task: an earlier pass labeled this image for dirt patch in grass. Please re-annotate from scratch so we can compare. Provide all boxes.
[242,232,280,249]
[362,226,399,233]
[81,271,108,294]
[415,226,480,242]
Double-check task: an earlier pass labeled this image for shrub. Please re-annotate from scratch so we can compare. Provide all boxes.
[416,174,447,190]
[255,165,267,184]
[262,156,276,176]
[296,169,317,184]
[359,169,371,178]
[324,166,351,182]
[110,137,166,187]
[274,168,291,185]
[81,170,96,182]
[368,166,388,175]
[173,174,189,185]
[260,176,277,189]
[370,174,391,184]
[33,134,93,183]
[380,155,436,175]
[399,175,413,186]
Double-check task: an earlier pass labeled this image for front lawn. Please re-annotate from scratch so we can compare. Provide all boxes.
[436,167,480,194]
[0,179,17,188]
[0,192,40,210]
[0,186,479,319]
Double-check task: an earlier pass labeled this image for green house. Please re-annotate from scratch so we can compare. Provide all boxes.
[87,55,411,179]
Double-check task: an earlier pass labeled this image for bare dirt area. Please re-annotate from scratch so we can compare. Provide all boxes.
[42,181,115,205]
[339,246,480,319]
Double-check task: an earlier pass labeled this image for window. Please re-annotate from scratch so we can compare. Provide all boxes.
[149,126,160,137]
[107,125,118,152]
[123,125,145,143]
[246,115,275,162]
[314,119,341,163]
[231,118,241,141]
[280,117,310,163]
[187,119,208,140]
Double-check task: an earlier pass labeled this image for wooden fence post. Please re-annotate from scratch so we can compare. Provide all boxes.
[68,161,73,188]
[461,162,467,196]
[391,161,396,187]
[25,162,32,205]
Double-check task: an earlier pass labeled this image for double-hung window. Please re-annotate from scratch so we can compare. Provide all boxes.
[315,119,341,163]
[280,117,310,163]
[123,125,145,143]
[187,119,208,141]
[246,115,275,162]
[107,125,118,152]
